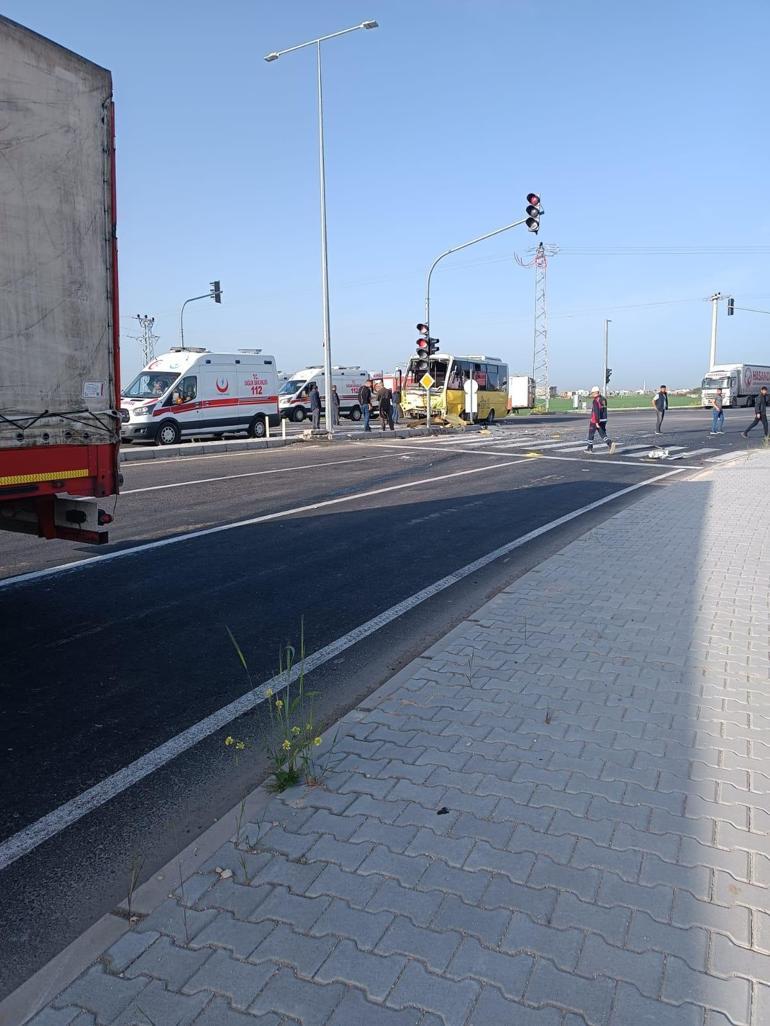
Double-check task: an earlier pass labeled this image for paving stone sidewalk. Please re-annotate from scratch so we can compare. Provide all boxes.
[25,451,770,1026]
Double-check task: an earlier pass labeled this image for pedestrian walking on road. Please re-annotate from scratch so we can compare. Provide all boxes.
[652,385,668,434]
[309,382,322,430]
[358,380,373,432]
[377,384,394,431]
[710,388,725,435]
[392,385,402,426]
[331,385,340,427]
[741,385,769,441]
[585,386,616,454]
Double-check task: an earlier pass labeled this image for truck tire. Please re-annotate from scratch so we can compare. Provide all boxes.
[292,407,306,423]
[349,405,362,422]
[248,415,267,438]
[156,420,180,446]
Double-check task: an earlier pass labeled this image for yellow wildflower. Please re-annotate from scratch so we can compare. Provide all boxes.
[265,688,273,698]
[291,726,301,736]
[235,741,245,751]
[305,723,312,732]
[225,736,234,746]
[313,736,322,746]
[275,699,284,711]
[281,739,291,751]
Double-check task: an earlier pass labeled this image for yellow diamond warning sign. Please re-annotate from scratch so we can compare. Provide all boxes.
[420,373,435,390]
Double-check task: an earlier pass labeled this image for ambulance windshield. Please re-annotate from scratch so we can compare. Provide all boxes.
[123,372,178,399]
[279,379,307,395]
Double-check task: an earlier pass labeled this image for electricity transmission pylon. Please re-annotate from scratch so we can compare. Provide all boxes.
[515,242,558,411]
[134,314,158,364]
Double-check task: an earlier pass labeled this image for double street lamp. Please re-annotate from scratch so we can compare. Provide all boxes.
[265,20,378,434]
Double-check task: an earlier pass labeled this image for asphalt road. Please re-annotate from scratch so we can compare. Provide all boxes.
[0,406,752,996]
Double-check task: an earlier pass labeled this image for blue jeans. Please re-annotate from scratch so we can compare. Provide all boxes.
[711,409,724,432]
[362,405,371,430]
[392,403,400,426]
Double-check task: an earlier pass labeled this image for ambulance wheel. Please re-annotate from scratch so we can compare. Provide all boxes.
[156,420,180,446]
[292,407,306,423]
[349,405,362,422]
[248,416,267,438]
[486,409,496,425]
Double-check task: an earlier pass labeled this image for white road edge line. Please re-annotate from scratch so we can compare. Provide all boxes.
[121,452,407,495]
[0,457,531,590]
[0,466,685,871]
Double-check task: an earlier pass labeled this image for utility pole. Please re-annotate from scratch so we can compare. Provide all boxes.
[134,314,158,365]
[709,292,721,369]
[516,242,556,412]
[602,319,611,397]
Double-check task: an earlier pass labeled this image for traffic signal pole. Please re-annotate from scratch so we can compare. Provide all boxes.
[424,216,529,330]
[709,292,721,370]
[602,319,610,398]
[179,282,223,349]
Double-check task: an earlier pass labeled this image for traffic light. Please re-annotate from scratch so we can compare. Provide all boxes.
[415,323,430,372]
[727,297,735,316]
[210,280,222,304]
[525,193,542,233]
[605,368,612,384]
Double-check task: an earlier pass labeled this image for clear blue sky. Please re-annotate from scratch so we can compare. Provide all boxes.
[7,0,770,389]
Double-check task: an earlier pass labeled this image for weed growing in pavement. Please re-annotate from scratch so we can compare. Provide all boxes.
[226,621,327,792]
[126,854,144,924]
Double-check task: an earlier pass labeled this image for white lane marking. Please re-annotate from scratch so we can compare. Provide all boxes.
[0,466,686,871]
[379,443,701,470]
[122,453,408,495]
[0,458,532,590]
[671,447,718,458]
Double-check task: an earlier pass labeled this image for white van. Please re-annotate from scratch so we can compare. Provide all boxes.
[120,348,279,445]
[279,366,369,422]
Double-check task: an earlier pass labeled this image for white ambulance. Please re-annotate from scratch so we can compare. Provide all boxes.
[120,348,280,445]
[279,365,369,422]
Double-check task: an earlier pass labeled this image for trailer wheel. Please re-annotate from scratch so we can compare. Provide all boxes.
[156,420,180,446]
[292,407,306,423]
[248,415,267,438]
[349,405,362,421]
[486,409,496,425]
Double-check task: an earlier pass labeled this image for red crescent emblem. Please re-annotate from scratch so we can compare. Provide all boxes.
[216,377,229,393]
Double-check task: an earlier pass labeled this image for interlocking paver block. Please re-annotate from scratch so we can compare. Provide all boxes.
[196,879,272,919]
[377,916,461,972]
[419,862,491,903]
[387,960,479,1026]
[663,955,751,1024]
[501,912,584,972]
[102,930,160,974]
[306,863,383,906]
[250,922,336,977]
[551,892,629,946]
[349,819,419,852]
[52,965,149,1022]
[182,948,274,1009]
[577,932,664,999]
[249,966,345,1026]
[367,877,444,926]
[525,957,614,1026]
[315,937,406,999]
[404,827,475,867]
[610,982,703,1026]
[112,978,209,1025]
[481,875,557,923]
[627,910,709,971]
[192,994,282,1025]
[248,884,329,931]
[309,897,393,950]
[469,985,563,1026]
[191,912,274,959]
[326,988,424,1026]
[446,937,533,1000]
[125,936,211,990]
[137,898,219,943]
[432,894,511,948]
[26,1008,82,1026]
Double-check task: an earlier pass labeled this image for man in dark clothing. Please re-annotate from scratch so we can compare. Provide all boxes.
[358,380,373,431]
[377,384,394,431]
[308,382,322,429]
[742,386,769,440]
[331,385,340,427]
[585,386,616,454]
[652,385,668,434]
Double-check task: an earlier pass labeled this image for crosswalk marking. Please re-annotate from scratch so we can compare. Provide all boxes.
[623,446,687,459]
[675,447,719,458]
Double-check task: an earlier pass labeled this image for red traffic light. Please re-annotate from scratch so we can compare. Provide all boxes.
[526,193,540,206]
[416,339,429,350]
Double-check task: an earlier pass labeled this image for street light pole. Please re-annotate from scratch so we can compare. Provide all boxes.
[180,286,223,348]
[602,319,611,398]
[265,20,378,436]
[709,292,721,369]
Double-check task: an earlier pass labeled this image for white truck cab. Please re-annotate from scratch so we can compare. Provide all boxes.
[701,363,770,409]
[279,366,369,422]
[121,348,279,444]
